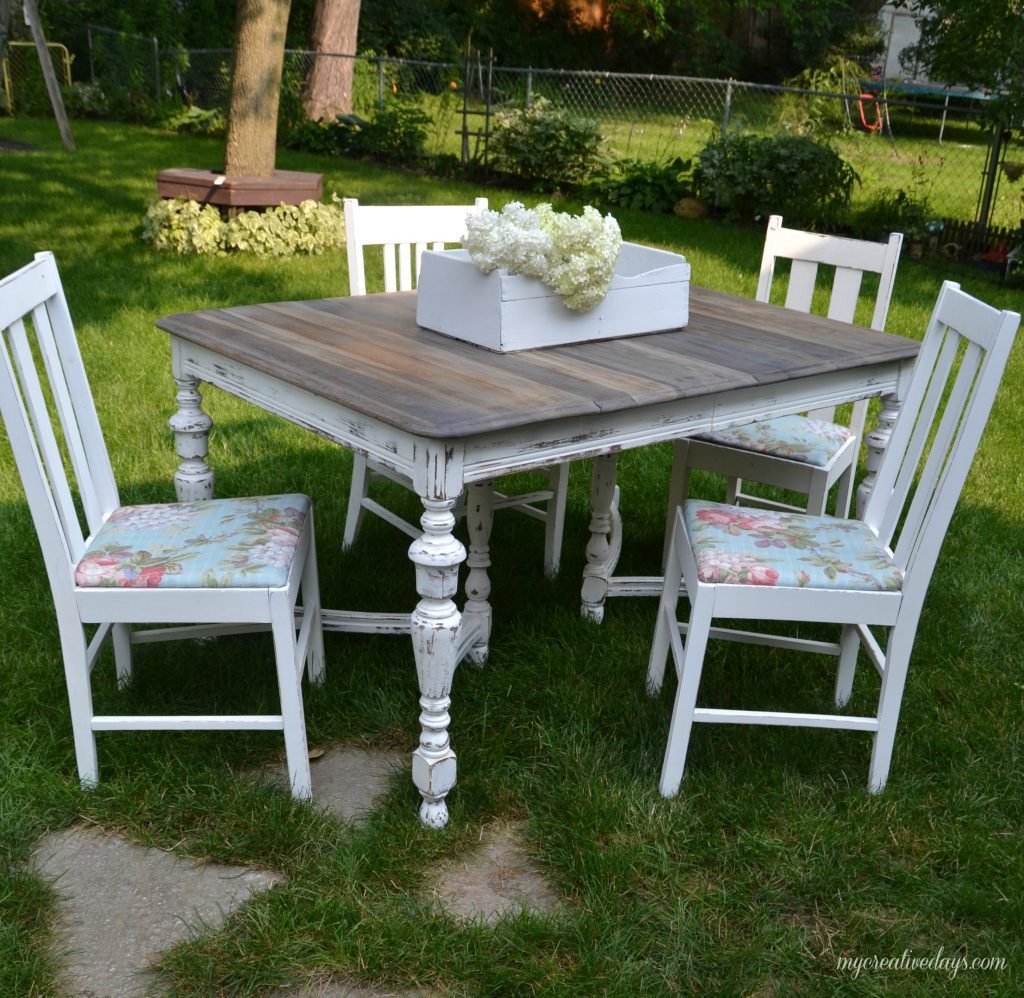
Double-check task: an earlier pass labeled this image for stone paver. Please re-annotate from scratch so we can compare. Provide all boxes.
[427,822,561,925]
[268,746,406,824]
[31,826,280,997]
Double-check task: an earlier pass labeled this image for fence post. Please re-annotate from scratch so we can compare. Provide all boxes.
[483,49,493,169]
[525,68,532,108]
[152,35,160,100]
[975,121,1009,236]
[377,57,384,110]
[87,24,95,83]
[460,55,470,165]
[721,79,734,138]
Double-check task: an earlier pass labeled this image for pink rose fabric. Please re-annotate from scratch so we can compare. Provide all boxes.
[74,495,309,589]
[683,499,903,591]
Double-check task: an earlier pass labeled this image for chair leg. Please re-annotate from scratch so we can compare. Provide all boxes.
[833,461,857,520]
[300,534,326,688]
[659,586,714,797]
[542,462,570,579]
[663,440,690,568]
[834,624,860,707]
[112,623,133,687]
[270,592,313,800]
[342,454,370,550]
[60,622,99,788]
[805,473,830,516]
[725,476,742,505]
[646,525,685,695]
[868,627,915,793]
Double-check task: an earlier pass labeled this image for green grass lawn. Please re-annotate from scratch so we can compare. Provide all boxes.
[1,118,1022,996]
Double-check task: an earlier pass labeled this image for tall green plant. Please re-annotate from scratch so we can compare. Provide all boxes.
[488,96,602,188]
[693,133,858,230]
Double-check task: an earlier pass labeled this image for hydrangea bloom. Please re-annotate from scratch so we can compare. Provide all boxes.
[463,202,622,311]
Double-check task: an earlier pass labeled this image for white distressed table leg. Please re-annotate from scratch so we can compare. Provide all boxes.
[581,454,620,623]
[408,498,466,829]
[857,392,901,517]
[168,375,214,502]
[464,481,493,666]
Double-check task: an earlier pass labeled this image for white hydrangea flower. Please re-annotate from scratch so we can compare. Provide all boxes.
[463,201,621,311]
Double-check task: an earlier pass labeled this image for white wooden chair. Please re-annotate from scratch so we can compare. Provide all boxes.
[647,281,1018,796]
[670,216,903,521]
[0,253,325,799]
[342,197,570,577]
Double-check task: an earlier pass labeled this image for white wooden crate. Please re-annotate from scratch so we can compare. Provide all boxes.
[415,243,690,352]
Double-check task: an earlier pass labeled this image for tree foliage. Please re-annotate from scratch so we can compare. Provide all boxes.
[38,0,887,84]
[900,1,1024,115]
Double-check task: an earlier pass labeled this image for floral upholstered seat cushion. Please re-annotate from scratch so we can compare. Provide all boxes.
[75,495,309,589]
[694,414,855,467]
[683,499,903,591]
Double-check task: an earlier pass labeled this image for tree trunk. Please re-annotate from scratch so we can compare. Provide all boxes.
[304,0,362,121]
[225,0,291,177]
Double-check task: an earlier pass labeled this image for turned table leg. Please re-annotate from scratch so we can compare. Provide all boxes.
[464,481,494,666]
[408,498,466,829]
[857,392,902,517]
[168,375,214,501]
[580,454,620,623]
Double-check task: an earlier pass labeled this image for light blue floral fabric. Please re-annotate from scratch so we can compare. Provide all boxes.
[75,495,309,589]
[695,414,854,467]
[683,499,903,591]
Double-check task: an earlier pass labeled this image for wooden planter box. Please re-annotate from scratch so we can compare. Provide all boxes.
[415,243,690,352]
[156,168,322,208]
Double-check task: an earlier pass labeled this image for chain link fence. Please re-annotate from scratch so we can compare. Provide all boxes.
[14,22,1023,245]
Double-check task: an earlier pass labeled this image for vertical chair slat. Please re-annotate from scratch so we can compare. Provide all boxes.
[783,259,817,312]
[7,317,86,559]
[828,267,864,323]
[398,241,413,291]
[894,341,982,566]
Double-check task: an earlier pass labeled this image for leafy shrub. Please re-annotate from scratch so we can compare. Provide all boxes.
[61,83,110,119]
[286,100,429,164]
[488,97,602,188]
[142,197,345,256]
[357,100,431,162]
[163,104,225,137]
[142,198,225,255]
[692,134,858,229]
[584,157,691,214]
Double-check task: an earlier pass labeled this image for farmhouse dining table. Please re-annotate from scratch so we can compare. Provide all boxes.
[157,287,919,828]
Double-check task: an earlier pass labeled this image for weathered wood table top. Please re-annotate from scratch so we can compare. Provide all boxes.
[157,287,920,439]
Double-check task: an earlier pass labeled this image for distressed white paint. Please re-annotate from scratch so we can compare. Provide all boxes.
[0,253,326,800]
[165,293,916,825]
[648,282,1019,797]
[679,214,904,521]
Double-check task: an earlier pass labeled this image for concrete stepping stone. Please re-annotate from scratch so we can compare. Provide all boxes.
[426,821,561,925]
[267,746,406,824]
[31,826,280,997]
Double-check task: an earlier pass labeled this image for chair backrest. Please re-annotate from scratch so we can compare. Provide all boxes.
[757,214,903,427]
[344,197,489,296]
[863,281,1018,608]
[0,252,119,604]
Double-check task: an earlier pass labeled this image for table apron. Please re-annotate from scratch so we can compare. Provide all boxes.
[173,339,909,495]
[173,337,423,475]
[460,360,909,481]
